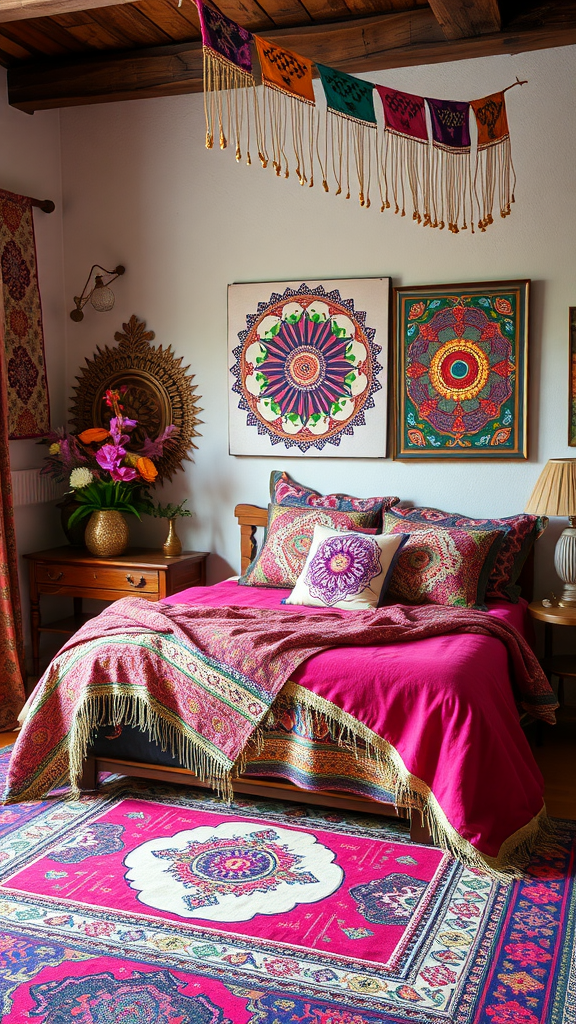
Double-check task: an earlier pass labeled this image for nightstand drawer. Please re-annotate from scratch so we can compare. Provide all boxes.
[35,563,160,594]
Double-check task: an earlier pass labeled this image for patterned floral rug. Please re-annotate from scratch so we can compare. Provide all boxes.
[0,748,574,1023]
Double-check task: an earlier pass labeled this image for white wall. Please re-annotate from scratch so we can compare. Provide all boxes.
[59,44,576,603]
[1,68,67,655]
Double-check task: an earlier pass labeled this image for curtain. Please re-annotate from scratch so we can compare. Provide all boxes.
[0,296,26,730]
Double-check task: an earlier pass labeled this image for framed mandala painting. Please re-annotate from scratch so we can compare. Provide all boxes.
[228,278,389,457]
[394,280,529,460]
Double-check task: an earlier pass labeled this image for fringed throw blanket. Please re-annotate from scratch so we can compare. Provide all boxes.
[5,596,557,809]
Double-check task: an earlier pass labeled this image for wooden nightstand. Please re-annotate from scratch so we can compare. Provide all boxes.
[24,546,209,675]
[528,601,576,706]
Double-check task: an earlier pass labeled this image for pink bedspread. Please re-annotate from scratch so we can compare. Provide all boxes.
[165,581,545,861]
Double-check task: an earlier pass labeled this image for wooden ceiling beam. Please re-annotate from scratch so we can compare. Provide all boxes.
[7,7,576,112]
[0,0,138,23]
[427,0,501,40]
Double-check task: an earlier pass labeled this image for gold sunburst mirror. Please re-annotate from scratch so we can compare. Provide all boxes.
[70,315,202,481]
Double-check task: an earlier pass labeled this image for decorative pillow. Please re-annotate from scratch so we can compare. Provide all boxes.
[284,525,408,610]
[382,513,504,608]
[270,470,399,516]
[239,504,380,590]
[389,507,546,601]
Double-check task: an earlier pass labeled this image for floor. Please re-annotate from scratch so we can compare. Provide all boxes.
[1,710,575,819]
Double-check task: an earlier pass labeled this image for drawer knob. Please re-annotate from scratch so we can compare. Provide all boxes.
[47,570,64,582]
[126,574,147,589]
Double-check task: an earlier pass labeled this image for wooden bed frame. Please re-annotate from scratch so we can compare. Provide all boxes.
[81,503,535,845]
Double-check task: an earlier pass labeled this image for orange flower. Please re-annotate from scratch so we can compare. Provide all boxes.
[78,427,109,444]
[136,457,158,483]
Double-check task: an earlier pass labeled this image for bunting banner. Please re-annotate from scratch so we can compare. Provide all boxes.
[375,86,430,223]
[197,0,255,158]
[316,64,377,206]
[425,98,472,233]
[471,91,516,231]
[195,1,525,236]
[254,36,316,185]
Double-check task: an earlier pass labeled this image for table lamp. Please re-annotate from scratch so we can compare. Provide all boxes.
[525,458,576,606]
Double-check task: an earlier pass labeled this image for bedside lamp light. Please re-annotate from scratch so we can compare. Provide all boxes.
[525,458,576,606]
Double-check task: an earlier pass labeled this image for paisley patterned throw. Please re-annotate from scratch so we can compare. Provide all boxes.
[0,189,50,439]
[270,469,397,516]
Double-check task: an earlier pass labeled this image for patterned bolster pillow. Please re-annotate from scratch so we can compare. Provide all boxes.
[239,503,381,590]
[382,512,505,608]
[270,470,399,525]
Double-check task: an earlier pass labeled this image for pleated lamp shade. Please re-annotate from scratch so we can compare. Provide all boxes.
[525,459,576,517]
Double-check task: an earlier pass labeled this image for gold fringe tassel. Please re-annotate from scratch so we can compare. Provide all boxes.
[325,110,376,208]
[429,143,474,233]
[203,48,259,165]
[261,85,315,185]
[474,135,516,231]
[254,681,556,880]
[379,130,431,224]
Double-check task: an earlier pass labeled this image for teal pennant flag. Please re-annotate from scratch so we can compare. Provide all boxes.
[316,64,377,127]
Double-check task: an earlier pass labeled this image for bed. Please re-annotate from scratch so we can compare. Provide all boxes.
[78,502,547,872]
[6,495,555,876]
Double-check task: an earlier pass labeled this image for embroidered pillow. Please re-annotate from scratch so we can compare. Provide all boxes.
[389,507,546,601]
[239,504,380,590]
[270,470,399,517]
[284,525,408,610]
[382,513,504,608]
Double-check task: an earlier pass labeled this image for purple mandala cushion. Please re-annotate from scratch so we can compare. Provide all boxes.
[389,507,546,601]
[239,504,380,590]
[382,513,505,608]
[270,470,399,520]
[284,525,408,609]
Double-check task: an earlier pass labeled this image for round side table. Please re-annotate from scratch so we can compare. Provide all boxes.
[528,601,576,706]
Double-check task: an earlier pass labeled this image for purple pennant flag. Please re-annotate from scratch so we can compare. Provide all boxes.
[196,0,253,75]
[426,97,471,151]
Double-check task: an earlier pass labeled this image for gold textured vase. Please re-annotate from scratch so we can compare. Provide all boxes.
[85,510,129,558]
[163,517,182,557]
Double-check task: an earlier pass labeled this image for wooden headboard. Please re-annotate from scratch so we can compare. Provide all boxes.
[234,503,536,601]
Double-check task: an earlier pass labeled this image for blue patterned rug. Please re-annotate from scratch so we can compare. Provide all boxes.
[0,747,574,1023]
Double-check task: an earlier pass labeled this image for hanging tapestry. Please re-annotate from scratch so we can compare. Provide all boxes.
[394,280,529,459]
[316,64,376,205]
[254,36,316,185]
[425,98,473,232]
[375,85,430,223]
[569,307,576,447]
[228,278,388,457]
[196,0,255,160]
[0,189,50,439]
[471,90,516,231]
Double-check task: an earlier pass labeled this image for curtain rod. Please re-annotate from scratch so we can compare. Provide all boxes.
[30,197,55,213]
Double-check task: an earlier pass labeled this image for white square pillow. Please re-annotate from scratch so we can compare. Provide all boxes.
[284,524,408,610]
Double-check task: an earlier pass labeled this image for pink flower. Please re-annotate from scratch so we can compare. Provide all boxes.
[95,444,137,482]
[485,1000,539,1024]
[83,921,114,937]
[504,942,552,967]
[139,424,177,460]
[522,883,562,904]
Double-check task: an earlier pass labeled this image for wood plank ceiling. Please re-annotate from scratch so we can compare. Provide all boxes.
[1,0,575,111]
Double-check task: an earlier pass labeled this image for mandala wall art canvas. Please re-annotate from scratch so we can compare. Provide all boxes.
[228,279,389,457]
[394,280,529,459]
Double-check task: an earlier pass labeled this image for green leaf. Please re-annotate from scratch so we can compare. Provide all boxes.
[264,323,280,338]
[344,371,356,386]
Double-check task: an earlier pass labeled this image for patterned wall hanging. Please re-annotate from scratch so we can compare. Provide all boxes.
[229,278,389,457]
[394,280,529,460]
[0,188,50,439]
[196,2,527,235]
[565,305,569,446]
[254,36,315,185]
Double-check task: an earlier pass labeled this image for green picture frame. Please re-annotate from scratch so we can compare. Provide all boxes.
[394,280,529,460]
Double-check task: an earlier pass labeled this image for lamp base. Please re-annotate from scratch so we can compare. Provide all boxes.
[554,527,576,606]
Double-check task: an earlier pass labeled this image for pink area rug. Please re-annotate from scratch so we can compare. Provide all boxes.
[0,747,574,1023]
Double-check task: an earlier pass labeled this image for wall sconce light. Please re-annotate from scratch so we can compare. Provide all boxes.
[70,264,125,322]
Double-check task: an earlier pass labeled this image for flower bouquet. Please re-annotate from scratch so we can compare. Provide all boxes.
[41,388,176,556]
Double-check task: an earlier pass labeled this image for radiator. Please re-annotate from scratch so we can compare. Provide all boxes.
[11,469,64,506]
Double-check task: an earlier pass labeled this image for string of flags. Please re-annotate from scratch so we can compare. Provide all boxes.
[194,0,526,234]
